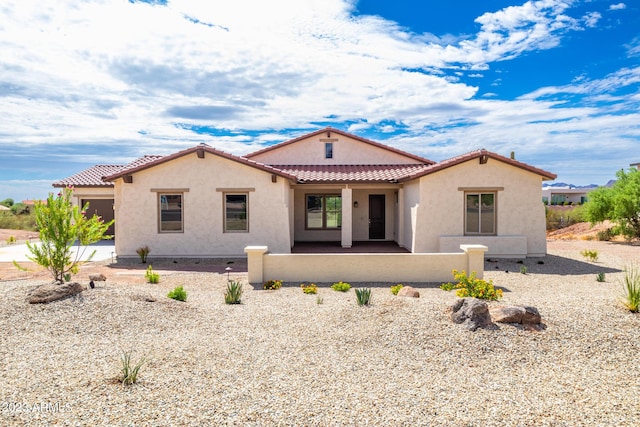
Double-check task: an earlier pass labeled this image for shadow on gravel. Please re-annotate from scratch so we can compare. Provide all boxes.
[107,258,248,274]
[486,255,622,276]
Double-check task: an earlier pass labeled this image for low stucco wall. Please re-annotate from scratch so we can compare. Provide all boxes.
[439,235,529,258]
[245,245,487,284]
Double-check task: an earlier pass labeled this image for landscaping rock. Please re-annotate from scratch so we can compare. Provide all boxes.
[451,298,494,331]
[397,286,420,298]
[28,282,85,304]
[89,273,107,282]
[522,306,542,324]
[489,305,542,325]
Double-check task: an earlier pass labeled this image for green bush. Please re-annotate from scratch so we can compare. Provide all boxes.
[545,205,585,231]
[596,228,614,241]
[300,283,317,294]
[6,235,16,244]
[355,288,372,306]
[145,265,160,284]
[263,279,282,290]
[441,270,503,301]
[580,249,599,262]
[596,272,606,282]
[520,265,528,274]
[331,281,351,292]
[390,284,404,295]
[0,210,37,231]
[120,349,146,386]
[224,280,243,304]
[167,286,187,302]
[620,265,640,313]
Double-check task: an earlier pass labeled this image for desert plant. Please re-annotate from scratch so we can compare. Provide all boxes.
[580,249,599,262]
[300,283,317,294]
[167,286,187,302]
[263,279,283,290]
[136,245,150,263]
[439,282,455,291]
[120,350,146,386]
[355,288,372,306]
[596,228,614,241]
[224,280,243,304]
[145,265,160,284]
[442,270,503,301]
[14,187,113,282]
[520,265,528,274]
[390,284,404,295]
[316,295,324,304]
[620,265,640,312]
[331,281,351,292]
[6,235,16,244]
[596,272,606,282]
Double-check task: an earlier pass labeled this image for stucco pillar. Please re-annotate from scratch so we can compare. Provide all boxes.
[341,187,352,248]
[460,244,488,279]
[244,246,268,284]
[397,188,405,248]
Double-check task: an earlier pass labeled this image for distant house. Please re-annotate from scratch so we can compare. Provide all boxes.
[541,185,595,205]
[56,128,556,258]
[631,162,640,170]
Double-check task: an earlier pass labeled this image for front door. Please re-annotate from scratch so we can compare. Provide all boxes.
[369,195,385,239]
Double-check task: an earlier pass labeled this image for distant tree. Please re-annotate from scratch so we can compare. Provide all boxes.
[10,203,30,215]
[0,198,14,207]
[584,168,640,239]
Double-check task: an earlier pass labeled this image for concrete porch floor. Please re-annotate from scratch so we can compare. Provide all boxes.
[291,241,410,253]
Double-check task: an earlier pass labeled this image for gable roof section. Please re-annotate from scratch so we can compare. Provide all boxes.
[275,164,431,183]
[245,127,435,165]
[53,164,125,187]
[399,149,557,182]
[103,145,298,182]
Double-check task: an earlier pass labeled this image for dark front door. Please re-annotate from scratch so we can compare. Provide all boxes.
[369,194,385,239]
[82,199,115,236]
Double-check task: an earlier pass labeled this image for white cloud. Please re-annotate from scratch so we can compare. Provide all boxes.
[609,3,626,11]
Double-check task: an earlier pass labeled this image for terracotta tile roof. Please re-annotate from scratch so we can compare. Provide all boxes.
[103,145,298,182]
[53,164,125,187]
[399,149,557,182]
[246,127,435,165]
[275,164,431,183]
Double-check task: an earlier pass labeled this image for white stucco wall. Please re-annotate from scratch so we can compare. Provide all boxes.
[410,158,547,257]
[114,152,292,258]
[249,134,425,165]
[401,181,420,252]
[69,187,114,207]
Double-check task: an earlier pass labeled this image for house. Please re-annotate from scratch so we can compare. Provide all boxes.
[541,184,595,205]
[56,128,556,259]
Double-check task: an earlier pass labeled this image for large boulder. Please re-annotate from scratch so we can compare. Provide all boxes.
[397,286,420,298]
[451,298,494,331]
[28,282,85,304]
[489,305,542,325]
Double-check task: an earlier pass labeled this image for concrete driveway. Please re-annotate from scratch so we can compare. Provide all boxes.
[0,240,116,263]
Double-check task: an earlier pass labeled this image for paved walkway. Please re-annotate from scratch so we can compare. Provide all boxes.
[0,240,116,263]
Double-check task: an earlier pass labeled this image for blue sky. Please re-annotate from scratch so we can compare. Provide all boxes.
[0,0,638,201]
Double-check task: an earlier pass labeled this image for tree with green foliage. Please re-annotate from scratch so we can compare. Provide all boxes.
[0,198,14,207]
[15,187,114,283]
[584,168,640,239]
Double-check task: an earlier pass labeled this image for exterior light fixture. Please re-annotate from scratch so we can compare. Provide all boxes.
[353,201,358,208]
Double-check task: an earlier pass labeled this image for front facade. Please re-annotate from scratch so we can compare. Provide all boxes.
[58,128,556,258]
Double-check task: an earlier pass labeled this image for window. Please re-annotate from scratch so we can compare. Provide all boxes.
[325,142,333,159]
[159,194,183,232]
[465,192,495,235]
[224,193,248,232]
[306,194,341,229]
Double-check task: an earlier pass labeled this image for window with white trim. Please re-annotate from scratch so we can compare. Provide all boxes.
[306,194,341,229]
[465,192,496,235]
[159,193,183,232]
[224,193,248,232]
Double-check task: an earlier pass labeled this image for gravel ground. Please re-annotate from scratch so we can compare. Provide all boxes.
[1,240,639,426]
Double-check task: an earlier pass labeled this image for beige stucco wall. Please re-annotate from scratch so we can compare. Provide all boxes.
[69,187,114,207]
[249,134,425,165]
[410,158,547,257]
[114,152,292,258]
[401,181,420,251]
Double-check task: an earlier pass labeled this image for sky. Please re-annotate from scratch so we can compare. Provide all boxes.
[0,0,638,202]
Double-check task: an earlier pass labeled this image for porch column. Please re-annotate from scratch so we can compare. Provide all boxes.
[397,188,405,248]
[341,187,352,248]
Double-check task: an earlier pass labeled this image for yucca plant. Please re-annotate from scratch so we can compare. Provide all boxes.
[355,288,372,306]
[596,272,605,282]
[620,265,640,312]
[120,350,146,386]
[145,265,160,284]
[225,280,243,304]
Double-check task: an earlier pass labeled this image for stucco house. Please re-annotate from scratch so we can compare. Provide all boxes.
[55,128,556,259]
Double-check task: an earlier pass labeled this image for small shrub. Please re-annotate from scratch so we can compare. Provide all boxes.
[439,282,455,291]
[224,280,243,304]
[520,265,528,275]
[263,279,283,290]
[580,249,599,262]
[6,235,16,244]
[145,265,160,284]
[583,235,594,241]
[443,270,503,301]
[620,265,640,313]
[355,288,372,306]
[596,272,606,282]
[120,350,145,386]
[300,283,317,294]
[316,295,324,304]
[136,245,150,263]
[390,284,404,295]
[331,281,351,292]
[167,286,187,302]
[596,229,614,241]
